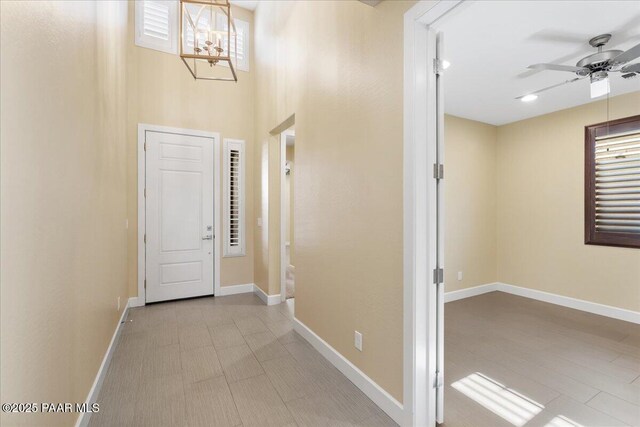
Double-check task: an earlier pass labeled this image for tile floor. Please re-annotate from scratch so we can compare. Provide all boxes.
[444,292,640,427]
[90,291,640,427]
[89,294,396,427]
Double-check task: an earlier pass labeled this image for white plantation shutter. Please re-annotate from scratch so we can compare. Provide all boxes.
[586,116,640,248]
[224,139,246,256]
[216,15,250,72]
[143,1,170,39]
[233,25,246,63]
[135,0,178,54]
[594,131,640,232]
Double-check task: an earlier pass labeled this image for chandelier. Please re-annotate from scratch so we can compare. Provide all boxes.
[180,0,238,81]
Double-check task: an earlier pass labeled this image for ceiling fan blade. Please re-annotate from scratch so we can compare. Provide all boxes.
[528,63,588,73]
[515,77,586,99]
[612,43,640,65]
[621,62,640,73]
[517,49,592,79]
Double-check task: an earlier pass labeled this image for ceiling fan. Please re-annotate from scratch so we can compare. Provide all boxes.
[517,34,640,101]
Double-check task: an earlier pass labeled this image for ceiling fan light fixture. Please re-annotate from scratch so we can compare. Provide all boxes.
[524,35,640,99]
[590,71,610,98]
[521,94,538,103]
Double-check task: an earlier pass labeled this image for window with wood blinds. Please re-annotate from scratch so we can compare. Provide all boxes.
[224,139,246,257]
[585,115,640,248]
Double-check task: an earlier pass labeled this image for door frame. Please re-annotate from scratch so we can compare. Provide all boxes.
[280,128,295,303]
[403,1,464,425]
[137,123,221,305]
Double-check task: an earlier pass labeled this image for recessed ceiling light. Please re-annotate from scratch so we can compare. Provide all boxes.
[521,94,538,102]
[442,60,451,70]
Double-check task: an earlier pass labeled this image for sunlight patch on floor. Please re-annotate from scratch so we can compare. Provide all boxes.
[451,372,543,426]
[544,415,584,427]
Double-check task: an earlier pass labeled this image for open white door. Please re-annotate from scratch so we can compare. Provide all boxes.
[434,30,445,425]
[405,2,461,425]
[145,131,215,303]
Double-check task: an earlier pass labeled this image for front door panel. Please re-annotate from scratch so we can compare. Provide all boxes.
[145,131,214,303]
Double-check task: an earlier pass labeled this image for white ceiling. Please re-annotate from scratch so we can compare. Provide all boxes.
[230,0,258,11]
[437,1,640,126]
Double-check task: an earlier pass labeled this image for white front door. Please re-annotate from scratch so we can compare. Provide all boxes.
[145,130,215,303]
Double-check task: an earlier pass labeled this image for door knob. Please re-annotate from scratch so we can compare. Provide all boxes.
[202,234,213,240]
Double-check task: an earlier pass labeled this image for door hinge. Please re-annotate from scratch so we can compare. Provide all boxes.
[144,234,146,244]
[434,370,444,389]
[144,279,146,289]
[144,188,146,198]
[433,163,444,180]
[433,58,444,75]
[144,142,147,151]
[433,267,444,284]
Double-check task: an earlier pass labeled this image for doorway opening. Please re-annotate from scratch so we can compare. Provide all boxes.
[280,127,296,306]
[438,2,640,425]
[404,2,463,425]
[407,1,640,426]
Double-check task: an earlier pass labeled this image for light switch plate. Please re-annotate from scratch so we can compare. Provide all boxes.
[354,331,363,351]
[457,271,463,281]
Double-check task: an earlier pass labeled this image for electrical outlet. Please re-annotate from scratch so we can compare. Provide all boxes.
[354,331,363,351]
[117,296,121,311]
[125,219,129,229]
[257,218,263,227]
[457,271,463,281]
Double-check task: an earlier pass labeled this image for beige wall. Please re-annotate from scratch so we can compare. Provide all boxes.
[254,0,420,401]
[0,1,129,425]
[497,92,640,311]
[444,115,498,291]
[125,3,255,294]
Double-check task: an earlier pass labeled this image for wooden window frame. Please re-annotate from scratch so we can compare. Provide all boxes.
[585,114,640,249]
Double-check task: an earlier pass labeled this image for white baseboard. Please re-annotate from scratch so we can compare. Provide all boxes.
[253,284,281,306]
[75,298,132,427]
[218,283,254,296]
[497,282,640,325]
[128,296,144,307]
[444,282,499,303]
[217,283,280,306]
[293,318,404,425]
[444,282,640,325]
